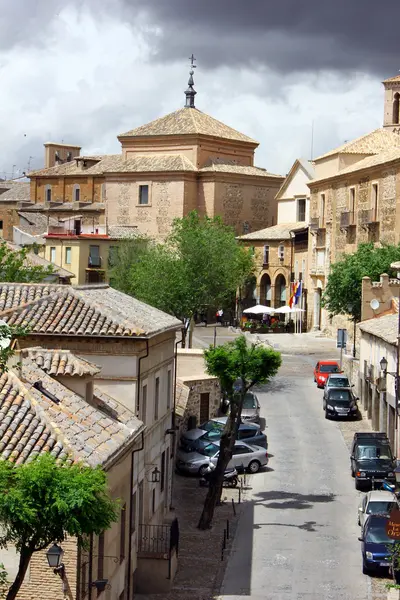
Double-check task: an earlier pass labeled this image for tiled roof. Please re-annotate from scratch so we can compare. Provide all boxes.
[359,313,398,346]
[0,283,182,337]
[237,222,307,241]
[175,378,190,418]
[28,155,120,177]
[18,212,58,236]
[334,146,400,176]
[93,387,139,428]
[26,348,100,377]
[3,242,74,280]
[0,181,31,203]
[119,107,257,144]
[0,359,144,466]
[107,154,196,173]
[383,74,400,83]
[200,158,282,179]
[314,129,400,161]
[276,158,315,201]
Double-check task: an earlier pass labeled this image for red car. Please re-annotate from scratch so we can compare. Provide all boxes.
[314,361,340,388]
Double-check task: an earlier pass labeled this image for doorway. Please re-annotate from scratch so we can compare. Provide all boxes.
[200,393,210,424]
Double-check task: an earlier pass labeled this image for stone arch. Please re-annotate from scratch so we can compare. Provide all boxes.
[259,273,272,306]
[393,93,400,125]
[274,273,287,307]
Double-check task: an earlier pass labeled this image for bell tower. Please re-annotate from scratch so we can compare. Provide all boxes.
[383,74,400,134]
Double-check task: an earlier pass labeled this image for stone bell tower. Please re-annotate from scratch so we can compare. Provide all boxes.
[383,74,400,134]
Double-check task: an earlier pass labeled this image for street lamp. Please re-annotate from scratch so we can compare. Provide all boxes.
[46,543,65,576]
[380,356,388,374]
[347,303,357,358]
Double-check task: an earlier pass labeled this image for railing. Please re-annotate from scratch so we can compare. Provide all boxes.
[340,211,355,228]
[360,208,378,225]
[310,216,326,230]
[138,519,179,562]
[88,256,102,268]
[48,226,77,235]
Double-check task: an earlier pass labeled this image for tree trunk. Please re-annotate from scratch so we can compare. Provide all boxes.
[6,547,33,600]
[198,390,243,530]
[188,316,195,349]
[181,327,187,349]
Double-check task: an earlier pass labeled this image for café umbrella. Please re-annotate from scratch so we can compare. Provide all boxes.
[243,305,274,315]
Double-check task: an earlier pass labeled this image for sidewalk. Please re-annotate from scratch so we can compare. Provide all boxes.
[248,331,339,356]
[135,472,249,600]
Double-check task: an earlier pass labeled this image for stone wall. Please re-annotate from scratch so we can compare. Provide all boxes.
[176,376,221,432]
[0,205,19,241]
[32,176,104,204]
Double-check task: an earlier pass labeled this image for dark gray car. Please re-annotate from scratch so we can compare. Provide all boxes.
[180,420,267,452]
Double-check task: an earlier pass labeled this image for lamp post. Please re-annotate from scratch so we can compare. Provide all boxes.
[347,303,356,358]
[47,544,110,592]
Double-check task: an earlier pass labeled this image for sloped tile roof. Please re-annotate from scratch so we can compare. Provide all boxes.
[359,313,398,346]
[0,283,181,337]
[18,212,58,236]
[333,146,400,176]
[107,154,196,173]
[383,74,400,83]
[119,107,257,144]
[93,387,139,428]
[0,181,31,203]
[200,158,282,179]
[314,128,400,161]
[28,155,121,177]
[237,222,306,241]
[3,242,74,280]
[26,348,100,377]
[0,359,144,466]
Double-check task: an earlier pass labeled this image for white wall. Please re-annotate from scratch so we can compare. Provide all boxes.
[277,164,311,224]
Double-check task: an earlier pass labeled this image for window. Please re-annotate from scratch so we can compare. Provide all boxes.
[167,369,172,410]
[141,384,147,422]
[73,185,80,202]
[50,247,56,263]
[394,93,400,125]
[320,194,325,225]
[161,451,165,492]
[232,445,250,455]
[200,393,210,423]
[372,183,378,219]
[108,246,118,267]
[154,377,159,420]
[138,184,149,205]
[131,491,137,532]
[65,247,72,264]
[263,245,269,265]
[119,503,126,563]
[349,187,356,217]
[45,185,52,203]
[0,220,3,230]
[316,249,325,268]
[278,244,285,261]
[152,488,156,515]
[97,532,104,592]
[89,245,101,268]
[297,198,306,222]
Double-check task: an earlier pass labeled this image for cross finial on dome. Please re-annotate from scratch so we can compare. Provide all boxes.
[185,54,197,108]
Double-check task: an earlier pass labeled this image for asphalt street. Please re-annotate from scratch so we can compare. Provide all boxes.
[216,352,372,600]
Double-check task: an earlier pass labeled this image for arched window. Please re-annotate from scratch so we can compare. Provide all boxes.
[45,185,52,203]
[260,274,272,307]
[393,93,400,125]
[274,274,287,308]
[73,184,80,202]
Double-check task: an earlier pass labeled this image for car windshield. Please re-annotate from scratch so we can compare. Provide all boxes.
[365,519,391,544]
[202,430,222,441]
[367,501,396,515]
[356,445,392,460]
[201,421,224,432]
[328,377,349,387]
[198,443,219,457]
[243,393,257,409]
[329,390,351,402]
[320,364,339,373]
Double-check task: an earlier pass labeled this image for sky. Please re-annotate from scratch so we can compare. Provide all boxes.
[0,0,399,178]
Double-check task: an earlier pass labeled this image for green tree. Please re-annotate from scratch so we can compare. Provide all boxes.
[323,242,400,322]
[0,564,7,599]
[0,242,54,283]
[0,454,118,600]
[110,212,254,346]
[198,336,281,530]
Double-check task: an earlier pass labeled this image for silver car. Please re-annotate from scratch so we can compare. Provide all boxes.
[358,490,396,527]
[176,440,269,476]
[323,373,352,400]
[241,391,261,423]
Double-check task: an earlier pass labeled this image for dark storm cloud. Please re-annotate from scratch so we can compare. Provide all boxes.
[125,0,400,76]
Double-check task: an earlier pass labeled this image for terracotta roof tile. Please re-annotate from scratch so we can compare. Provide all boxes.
[383,74,400,83]
[0,181,30,203]
[0,283,181,337]
[359,313,398,345]
[237,222,307,241]
[200,158,282,179]
[119,107,257,144]
[26,348,101,377]
[314,128,400,161]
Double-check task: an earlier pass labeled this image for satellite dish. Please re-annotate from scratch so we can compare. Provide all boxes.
[0,319,11,349]
[370,299,380,311]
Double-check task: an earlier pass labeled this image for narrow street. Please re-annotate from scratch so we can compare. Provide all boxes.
[213,346,372,600]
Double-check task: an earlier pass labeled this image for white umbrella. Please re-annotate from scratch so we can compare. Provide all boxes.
[243,305,274,315]
[274,305,293,314]
[291,307,305,313]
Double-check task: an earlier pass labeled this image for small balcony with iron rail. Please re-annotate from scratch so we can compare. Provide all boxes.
[309,216,326,234]
[339,210,356,230]
[136,519,179,594]
[360,208,379,228]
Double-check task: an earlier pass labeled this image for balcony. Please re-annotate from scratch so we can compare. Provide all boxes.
[340,211,356,230]
[88,256,102,268]
[360,208,379,227]
[309,217,326,233]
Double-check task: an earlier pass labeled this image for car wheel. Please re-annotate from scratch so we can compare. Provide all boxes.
[325,410,329,419]
[247,460,261,474]
[199,465,209,477]
[355,480,363,491]
[228,477,238,488]
[351,466,355,478]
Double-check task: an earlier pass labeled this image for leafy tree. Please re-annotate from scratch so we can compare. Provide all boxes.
[198,336,281,530]
[323,242,400,322]
[0,564,7,599]
[0,242,54,283]
[0,454,118,600]
[110,212,254,346]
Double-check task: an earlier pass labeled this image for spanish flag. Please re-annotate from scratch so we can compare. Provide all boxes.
[289,281,298,308]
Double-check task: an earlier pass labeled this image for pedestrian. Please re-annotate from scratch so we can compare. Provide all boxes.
[218,308,224,326]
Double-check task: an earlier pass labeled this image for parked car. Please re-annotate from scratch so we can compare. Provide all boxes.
[323,373,352,400]
[241,391,261,423]
[350,432,396,490]
[322,387,359,420]
[358,490,396,527]
[359,514,393,575]
[176,440,269,476]
[313,361,340,388]
[180,420,267,452]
